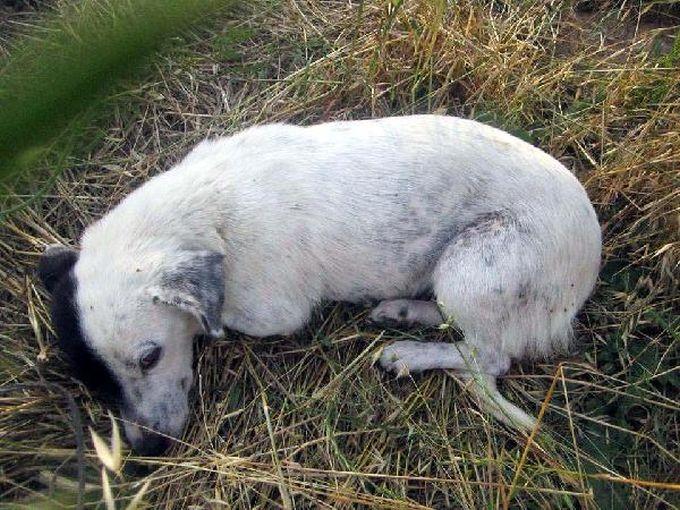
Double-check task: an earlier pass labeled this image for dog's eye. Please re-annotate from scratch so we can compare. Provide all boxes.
[139,344,162,371]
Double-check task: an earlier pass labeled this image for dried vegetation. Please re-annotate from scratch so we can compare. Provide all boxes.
[0,0,678,508]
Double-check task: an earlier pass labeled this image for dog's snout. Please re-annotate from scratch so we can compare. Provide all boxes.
[121,402,187,456]
[132,431,171,456]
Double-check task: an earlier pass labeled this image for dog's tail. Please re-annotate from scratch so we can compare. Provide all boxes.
[466,373,538,432]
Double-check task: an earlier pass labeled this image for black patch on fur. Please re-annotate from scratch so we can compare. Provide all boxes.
[49,272,123,406]
[517,281,531,306]
[37,247,78,293]
[159,251,225,337]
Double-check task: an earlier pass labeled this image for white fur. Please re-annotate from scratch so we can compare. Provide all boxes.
[69,115,601,444]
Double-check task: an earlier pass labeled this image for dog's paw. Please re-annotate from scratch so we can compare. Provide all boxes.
[369,300,443,328]
[379,341,425,377]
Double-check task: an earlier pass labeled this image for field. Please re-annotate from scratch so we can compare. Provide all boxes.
[0,1,678,508]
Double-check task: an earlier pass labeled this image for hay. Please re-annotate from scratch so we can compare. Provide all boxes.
[1,1,678,508]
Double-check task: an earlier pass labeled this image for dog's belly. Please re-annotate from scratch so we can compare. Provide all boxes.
[320,219,461,303]
[221,207,464,336]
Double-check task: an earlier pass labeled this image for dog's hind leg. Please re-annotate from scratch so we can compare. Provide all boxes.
[377,213,569,431]
[379,339,537,431]
[370,299,443,327]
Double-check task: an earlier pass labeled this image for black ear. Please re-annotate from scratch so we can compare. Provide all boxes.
[37,245,79,293]
[150,250,225,339]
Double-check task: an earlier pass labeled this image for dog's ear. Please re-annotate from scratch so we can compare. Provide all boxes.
[38,245,79,293]
[150,250,225,339]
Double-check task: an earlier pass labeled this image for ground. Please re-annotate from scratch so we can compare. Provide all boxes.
[0,1,678,509]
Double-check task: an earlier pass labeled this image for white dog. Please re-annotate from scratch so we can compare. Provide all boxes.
[38,115,601,455]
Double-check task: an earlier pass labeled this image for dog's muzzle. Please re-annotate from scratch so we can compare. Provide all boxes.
[132,430,172,456]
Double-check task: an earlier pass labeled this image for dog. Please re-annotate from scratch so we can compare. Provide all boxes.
[38,115,601,455]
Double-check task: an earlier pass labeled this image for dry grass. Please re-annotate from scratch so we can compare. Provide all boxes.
[1,0,679,508]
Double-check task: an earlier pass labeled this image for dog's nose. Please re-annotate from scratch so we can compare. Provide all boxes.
[132,432,171,456]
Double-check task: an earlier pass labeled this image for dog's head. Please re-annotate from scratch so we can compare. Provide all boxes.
[38,244,225,455]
